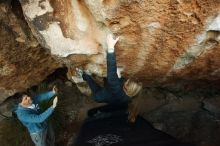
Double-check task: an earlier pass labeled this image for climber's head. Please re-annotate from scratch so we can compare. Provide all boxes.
[123,79,143,123]
[123,79,142,97]
[19,93,33,107]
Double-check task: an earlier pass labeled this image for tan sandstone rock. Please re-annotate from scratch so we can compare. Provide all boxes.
[1,0,220,101]
[17,0,220,89]
[0,1,61,103]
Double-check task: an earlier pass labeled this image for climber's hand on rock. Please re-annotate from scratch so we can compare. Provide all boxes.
[107,33,119,53]
[76,68,83,78]
[52,96,58,108]
[52,85,58,94]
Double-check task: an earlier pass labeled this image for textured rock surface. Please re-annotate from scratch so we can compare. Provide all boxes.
[203,96,220,114]
[0,1,61,103]
[1,1,220,146]
[19,0,220,88]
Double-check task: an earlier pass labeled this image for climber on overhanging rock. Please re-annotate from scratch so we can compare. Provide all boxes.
[74,33,143,123]
[73,34,195,146]
[15,86,58,146]
[75,33,142,112]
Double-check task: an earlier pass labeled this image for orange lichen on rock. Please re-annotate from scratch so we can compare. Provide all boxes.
[17,0,220,87]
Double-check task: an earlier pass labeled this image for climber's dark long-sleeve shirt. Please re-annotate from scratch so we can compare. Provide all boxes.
[83,52,129,105]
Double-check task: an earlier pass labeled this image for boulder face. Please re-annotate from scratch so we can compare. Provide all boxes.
[18,0,220,88]
[0,1,61,103]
